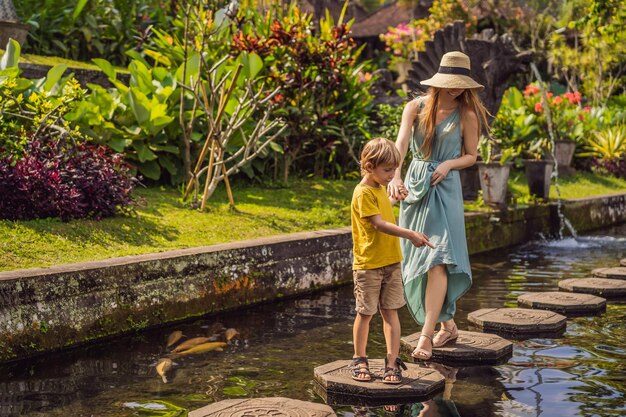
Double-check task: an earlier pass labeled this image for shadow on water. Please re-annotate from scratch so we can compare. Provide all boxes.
[0,224,624,417]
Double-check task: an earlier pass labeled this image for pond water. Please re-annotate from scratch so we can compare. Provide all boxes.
[0,225,624,417]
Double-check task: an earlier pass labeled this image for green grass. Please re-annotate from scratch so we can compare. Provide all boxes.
[0,180,354,272]
[465,170,626,211]
[1,172,625,272]
[511,169,626,200]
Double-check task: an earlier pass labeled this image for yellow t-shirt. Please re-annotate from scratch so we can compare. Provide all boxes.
[351,183,403,270]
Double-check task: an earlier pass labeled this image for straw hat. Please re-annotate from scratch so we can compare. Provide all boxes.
[420,51,484,91]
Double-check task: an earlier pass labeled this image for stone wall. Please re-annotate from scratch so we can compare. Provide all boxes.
[18,63,129,88]
[0,193,624,363]
[0,230,352,362]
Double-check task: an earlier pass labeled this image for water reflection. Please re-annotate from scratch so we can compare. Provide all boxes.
[0,224,624,417]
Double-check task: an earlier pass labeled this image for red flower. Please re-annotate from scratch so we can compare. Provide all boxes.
[564,91,582,105]
[535,102,543,113]
[524,85,540,97]
[553,96,563,105]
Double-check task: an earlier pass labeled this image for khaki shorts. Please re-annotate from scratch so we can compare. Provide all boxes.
[353,263,406,315]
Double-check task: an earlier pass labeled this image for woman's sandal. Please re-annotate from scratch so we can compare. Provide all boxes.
[349,356,372,382]
[382,357,408,385]
[432,324,458,348]
[411,333,433,361]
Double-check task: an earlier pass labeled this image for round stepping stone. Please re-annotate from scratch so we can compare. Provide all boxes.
[517,291,606,316]
[189,397,336,417]
[559,277,626,299]
[313,359,443,405]
[621,258,626,267]
[592,267,626,280]
[467,308,566,338]
[400,330,512,365]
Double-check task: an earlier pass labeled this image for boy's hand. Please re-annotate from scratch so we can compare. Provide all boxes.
[408,231,436,249]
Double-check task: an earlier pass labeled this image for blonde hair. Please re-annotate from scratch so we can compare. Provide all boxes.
[359,137,401,176]
[418,87,490,159]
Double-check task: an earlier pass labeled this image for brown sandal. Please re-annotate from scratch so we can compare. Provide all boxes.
[382,357,408,385]
[349,356,372,382]
[411,333,433,361]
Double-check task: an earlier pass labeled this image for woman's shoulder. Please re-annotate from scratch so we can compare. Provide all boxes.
[405,95,428,115]
[406,95,429,107]
[461,106,478,122]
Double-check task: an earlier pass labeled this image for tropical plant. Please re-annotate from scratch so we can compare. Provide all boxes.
[548,0,626,106]
[580,125,626,178]
[66,59,182,181]
[371,103,403,143]
[0,136,136,220]
[580,125,626,161]
[493,84,592,163]
[15,0,172,66]
[380,0,475,70]
[0,39,136,220]
[230,1,376,181]
[478,135,518,165]
[0,39,85,154]
[491,87,541,164]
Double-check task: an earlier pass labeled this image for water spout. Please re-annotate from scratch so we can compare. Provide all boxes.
[529,62,578,240]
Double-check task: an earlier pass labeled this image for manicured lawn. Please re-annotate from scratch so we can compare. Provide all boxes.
[511,169,626,200]
[0,180,354,272]
[1,172,625,272]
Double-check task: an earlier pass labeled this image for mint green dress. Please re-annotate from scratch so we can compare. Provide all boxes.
[399,101,472,325]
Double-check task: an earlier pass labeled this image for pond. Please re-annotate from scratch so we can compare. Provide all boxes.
[0,225,624,417]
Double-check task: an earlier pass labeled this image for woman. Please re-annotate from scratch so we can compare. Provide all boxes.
[388,51,489,360]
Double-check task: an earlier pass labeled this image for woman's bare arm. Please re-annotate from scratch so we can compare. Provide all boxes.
[388,99,420,199]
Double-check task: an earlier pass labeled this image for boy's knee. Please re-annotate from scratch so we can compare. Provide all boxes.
[356,312,374,320]
[379,308,399,319]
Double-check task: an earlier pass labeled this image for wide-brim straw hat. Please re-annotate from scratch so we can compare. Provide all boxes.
[420,51,484,91]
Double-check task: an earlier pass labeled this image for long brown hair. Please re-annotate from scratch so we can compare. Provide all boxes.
[418,87,490,159]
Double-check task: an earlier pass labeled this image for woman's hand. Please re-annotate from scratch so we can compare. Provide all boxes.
[388,178,408,201]
[431,162,451,186]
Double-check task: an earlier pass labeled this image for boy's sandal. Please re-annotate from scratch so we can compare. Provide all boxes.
[382,357,408,385]
[432,325,459,348]
[349,356,372,382]
[411,333,433,361]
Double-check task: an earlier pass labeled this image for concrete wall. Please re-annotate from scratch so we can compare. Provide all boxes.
[0,193,624,363]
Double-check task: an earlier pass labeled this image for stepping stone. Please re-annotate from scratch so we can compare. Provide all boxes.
[517,291,606,316]
[314,359,443,405]
[559,277,626,299]
[592,267,626,280]
[400,330,512,366]
[189,397,336,417]
[621,258,626,267]
[467,308,566,338]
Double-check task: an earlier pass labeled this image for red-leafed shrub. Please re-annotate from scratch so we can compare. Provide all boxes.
[592,156,626,179]
[0,137,137,221]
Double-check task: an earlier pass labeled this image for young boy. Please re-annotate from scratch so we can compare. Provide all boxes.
[350,137,434,384]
